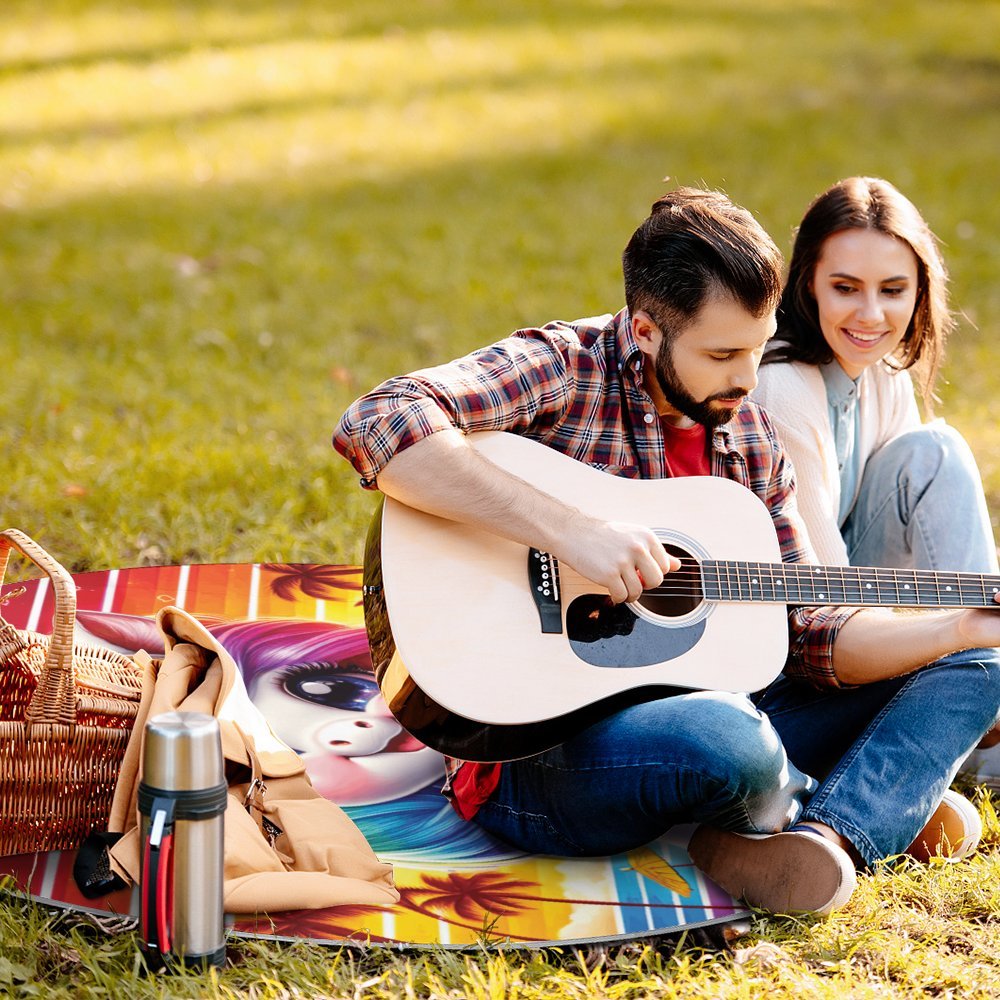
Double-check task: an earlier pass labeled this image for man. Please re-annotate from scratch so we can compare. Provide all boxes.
[333,188,1000,915]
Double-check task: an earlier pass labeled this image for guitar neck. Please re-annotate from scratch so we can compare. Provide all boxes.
[701,561,1000,609]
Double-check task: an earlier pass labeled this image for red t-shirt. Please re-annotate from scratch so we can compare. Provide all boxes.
[660,419,710,477]
[447,420,710,819]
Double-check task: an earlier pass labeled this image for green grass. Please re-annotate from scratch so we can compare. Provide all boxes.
[3,0,1000,995]
[4,792,1000,997]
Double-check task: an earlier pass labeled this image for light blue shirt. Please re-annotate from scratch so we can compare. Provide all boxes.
[820,361,864,527]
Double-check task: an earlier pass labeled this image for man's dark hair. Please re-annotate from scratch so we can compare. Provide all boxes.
[622,187,783,340]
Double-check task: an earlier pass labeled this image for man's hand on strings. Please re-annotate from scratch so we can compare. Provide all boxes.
[555,517,681,604]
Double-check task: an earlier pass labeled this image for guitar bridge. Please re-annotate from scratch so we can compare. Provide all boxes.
[528,549,563,633]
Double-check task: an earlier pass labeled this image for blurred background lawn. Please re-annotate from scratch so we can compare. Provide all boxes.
[2,0,999,573]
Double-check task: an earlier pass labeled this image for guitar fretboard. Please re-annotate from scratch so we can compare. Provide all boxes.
[701,561,1000,609]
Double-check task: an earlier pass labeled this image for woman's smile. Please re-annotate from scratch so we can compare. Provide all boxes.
[812,229,919,379]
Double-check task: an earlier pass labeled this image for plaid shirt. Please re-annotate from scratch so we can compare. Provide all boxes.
[334,308,858,686]
[335,309,859,816]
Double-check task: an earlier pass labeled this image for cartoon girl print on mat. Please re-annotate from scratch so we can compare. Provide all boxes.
[77,609,518,865]
[208,619,440,805]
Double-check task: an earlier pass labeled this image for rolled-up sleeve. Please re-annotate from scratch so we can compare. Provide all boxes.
[333,389,458,488]
[785,605,858,687]
[333,332,573,488]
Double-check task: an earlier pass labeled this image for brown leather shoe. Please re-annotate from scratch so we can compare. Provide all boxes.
[907,789,982,862]
[688,826,857,915]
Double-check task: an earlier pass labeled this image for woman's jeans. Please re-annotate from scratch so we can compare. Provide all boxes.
[757,648,1000,865]
[842,422,998,574]
[842,422,1000,782]
[475,426,1000,867]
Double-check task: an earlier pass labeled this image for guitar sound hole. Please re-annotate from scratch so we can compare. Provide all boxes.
[636,543,703,618]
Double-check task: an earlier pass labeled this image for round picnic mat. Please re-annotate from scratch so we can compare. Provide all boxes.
[0,562,746,948]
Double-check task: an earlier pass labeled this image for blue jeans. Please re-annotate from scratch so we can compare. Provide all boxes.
[474,691,815,856]
[842,423,999,574]
[840,423,1000,785]
[756,647,1000,865]
[475,649,1000,868]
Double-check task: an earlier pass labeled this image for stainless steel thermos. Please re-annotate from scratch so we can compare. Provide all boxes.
[139,711,227,970]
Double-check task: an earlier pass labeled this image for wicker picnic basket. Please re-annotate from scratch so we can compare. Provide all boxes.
[0,528,144,856]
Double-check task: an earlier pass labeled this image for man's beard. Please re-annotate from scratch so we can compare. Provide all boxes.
[653,339,748,429]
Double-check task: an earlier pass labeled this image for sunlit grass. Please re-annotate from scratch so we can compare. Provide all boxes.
[4,815,1000,998]
[0,13,738,207]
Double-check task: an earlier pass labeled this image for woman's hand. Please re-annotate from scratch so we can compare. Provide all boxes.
[952,591,1000,650]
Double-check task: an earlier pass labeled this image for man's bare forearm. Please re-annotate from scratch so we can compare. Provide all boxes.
[375,429,676,604]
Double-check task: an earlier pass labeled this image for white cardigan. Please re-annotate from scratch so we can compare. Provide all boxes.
[752,359,921,566]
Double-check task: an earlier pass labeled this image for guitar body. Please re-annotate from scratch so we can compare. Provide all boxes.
[364,432,789,761]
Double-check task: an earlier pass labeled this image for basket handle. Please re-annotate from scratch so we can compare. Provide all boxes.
[0,528,78,728]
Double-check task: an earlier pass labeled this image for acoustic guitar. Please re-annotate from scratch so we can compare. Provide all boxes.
[362,431,1000,762]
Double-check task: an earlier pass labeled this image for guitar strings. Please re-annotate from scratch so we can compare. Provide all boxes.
[554,564,1000,605]
[555,583,1000,607]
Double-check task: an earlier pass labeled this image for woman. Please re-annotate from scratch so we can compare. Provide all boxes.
[753,176,1000,841]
